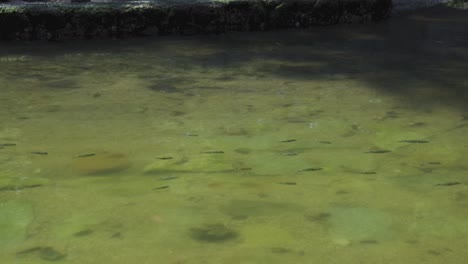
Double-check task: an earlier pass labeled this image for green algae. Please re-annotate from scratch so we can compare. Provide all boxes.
[241,224,296,248]
[0,201,34,250]
[0,6,23,13]
[327,207,394,242]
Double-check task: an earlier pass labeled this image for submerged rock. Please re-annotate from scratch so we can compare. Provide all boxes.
[72,152,130,175]
[190,223,238,242]
[16,246,66,261]
[38,247,66,261]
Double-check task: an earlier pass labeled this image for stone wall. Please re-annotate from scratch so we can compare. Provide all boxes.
[392,0,450,10]
[0,0,392,40]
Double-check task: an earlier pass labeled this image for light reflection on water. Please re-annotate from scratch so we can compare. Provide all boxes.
[0,6,468,264]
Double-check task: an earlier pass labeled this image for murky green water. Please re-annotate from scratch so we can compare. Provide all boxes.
[1,6,468,264]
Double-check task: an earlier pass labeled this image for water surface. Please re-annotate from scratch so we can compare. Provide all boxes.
[1,6,468,264]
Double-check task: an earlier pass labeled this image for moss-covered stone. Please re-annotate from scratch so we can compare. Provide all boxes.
[0,0,392,40]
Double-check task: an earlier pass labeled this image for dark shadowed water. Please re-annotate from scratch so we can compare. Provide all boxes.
[1,6,468,264]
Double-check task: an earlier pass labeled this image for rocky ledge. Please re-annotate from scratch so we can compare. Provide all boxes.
[0,0,392,40]
[392,0,452,11]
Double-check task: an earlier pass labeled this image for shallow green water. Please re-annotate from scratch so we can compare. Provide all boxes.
[1,7,468,264]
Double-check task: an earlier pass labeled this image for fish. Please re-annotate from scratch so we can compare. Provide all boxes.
[0,143,16,147]
[75,153,96,158]
[156,157,173,160]
[278,182,297,185]
[0,184,42,192]
[281,152,299,156]
[281,139,297,143]
[153,186,170,190]
[398,140,429,143]
[365,150,391,154]
[202,151,224,154]
[159,176,178,181]
[436,182,461,186]
[298,167,323,172]
[31,152,48,155]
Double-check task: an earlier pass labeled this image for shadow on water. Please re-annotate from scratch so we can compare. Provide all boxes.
[202,6,467,114]
[0,5,467,111]
[217,5,468,113]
